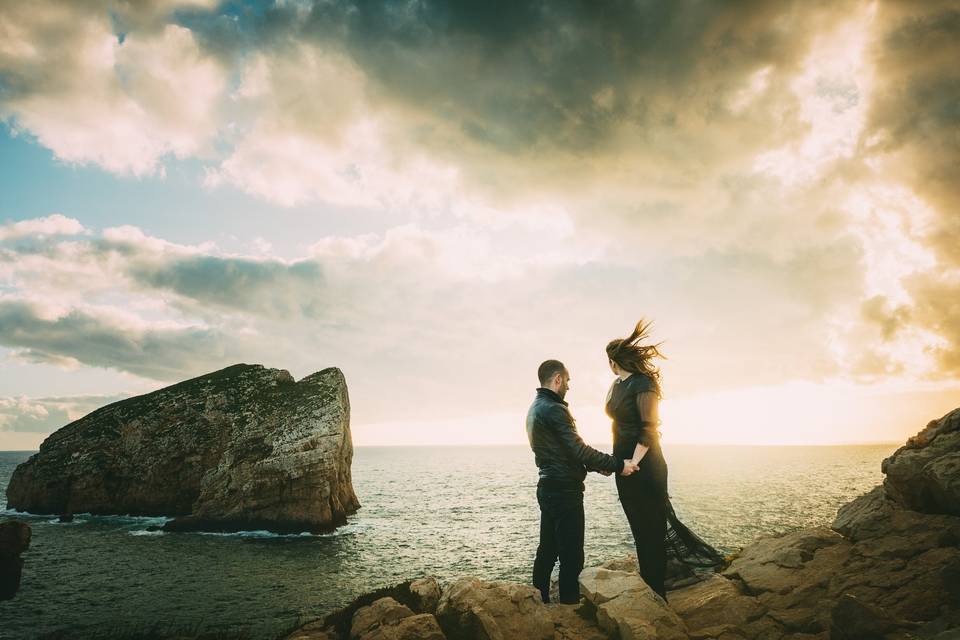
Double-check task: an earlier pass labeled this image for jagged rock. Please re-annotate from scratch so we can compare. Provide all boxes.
[883,408,960,516]
[578,567,648,605]
[345,597,445,640]
[600,552,714,590]
[5,363,359,534]
[435,577,553,640]
[285,621,336,640]
[409,577,442,614]
[547,603,610,640]
[286,579,446,640]
[361,615,445,640]
[830,593,920,639]
[0,520,31,600]
[600,554,638,573]
[668,574,766,633]
[595,584,688,640]
[351,598,415,639]
[832,485,900,541]
[721,527,847,596]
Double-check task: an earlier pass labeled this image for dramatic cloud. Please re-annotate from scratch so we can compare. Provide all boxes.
[0,1,957,445]
[854,1,960,375]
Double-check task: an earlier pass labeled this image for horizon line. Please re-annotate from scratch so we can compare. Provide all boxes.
[0,440,905,453]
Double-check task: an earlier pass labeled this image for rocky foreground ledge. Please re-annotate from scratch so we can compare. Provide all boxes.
[286,407,960,640]
[5,364,359,535]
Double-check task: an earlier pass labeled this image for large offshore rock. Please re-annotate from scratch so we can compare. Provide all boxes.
[0,520,31,600]
[5,364,359,534]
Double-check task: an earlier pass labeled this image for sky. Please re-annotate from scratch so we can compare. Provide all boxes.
[0,0,958,449]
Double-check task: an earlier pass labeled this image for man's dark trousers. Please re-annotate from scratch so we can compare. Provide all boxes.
[532,485,585,604]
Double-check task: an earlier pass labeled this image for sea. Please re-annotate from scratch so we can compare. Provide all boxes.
[0,443,897,639]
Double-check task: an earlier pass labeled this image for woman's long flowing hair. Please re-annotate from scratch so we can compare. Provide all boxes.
[606,319,666,397]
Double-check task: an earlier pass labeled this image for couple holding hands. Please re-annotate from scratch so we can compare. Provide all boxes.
[525,320,725,605]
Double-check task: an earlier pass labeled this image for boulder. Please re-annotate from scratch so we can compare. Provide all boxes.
[5,364,359,535]
[668,574,766,633]
[600,554,638,574]
[285,621,336,640]
[361,615,445,640]
[435,577,553,640]
[547,602,611,640]
[829,593,920,639]
[832,485,899,541]
[286,578,448,640]
[0,520,31,600]
[409,577,442,614]
[596,585,688,640]
[721,527,846,596]
[351,598,415,639]
[883,408,960,516]
[579,567,649,605]
[600,552,714,590]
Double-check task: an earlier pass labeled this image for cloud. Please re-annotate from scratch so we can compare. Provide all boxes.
[0,2,226,175]
[0,223,329,319]
[832,1,960,376]
[0,392,130,433]
[0,298,233,381]
[0,214,85,240]
[1,0,958,435]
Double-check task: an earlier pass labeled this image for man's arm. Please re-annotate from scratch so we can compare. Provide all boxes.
[551,405,625,474]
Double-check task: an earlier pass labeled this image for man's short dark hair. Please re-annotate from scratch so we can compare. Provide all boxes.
[538,360,567,386]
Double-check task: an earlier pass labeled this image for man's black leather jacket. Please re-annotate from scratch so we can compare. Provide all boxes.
[526,387,624,490]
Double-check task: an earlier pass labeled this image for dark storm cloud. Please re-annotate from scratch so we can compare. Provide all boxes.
[185,0,852,152]
[868,2,960,219]
[863,1,960,375]
[0,300,234,380]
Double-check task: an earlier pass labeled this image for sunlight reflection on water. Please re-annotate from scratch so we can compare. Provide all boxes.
[0,443,895,639]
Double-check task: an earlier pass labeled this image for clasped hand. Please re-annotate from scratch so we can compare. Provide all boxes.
[620,459,639,476]
[598,460,639,476]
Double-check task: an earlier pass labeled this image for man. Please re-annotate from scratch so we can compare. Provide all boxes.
[526,359,638,604]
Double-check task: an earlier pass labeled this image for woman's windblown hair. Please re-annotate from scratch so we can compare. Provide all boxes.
[606,319,665,397]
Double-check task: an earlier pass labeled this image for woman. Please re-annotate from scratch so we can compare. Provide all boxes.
[605,319,725,601]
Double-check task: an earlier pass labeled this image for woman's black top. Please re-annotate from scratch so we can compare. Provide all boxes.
[605,373,660,461]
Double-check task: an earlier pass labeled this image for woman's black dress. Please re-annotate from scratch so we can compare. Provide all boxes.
[605,373,725,600]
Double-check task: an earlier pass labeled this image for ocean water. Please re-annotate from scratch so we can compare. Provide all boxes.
[0,443,897,639]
